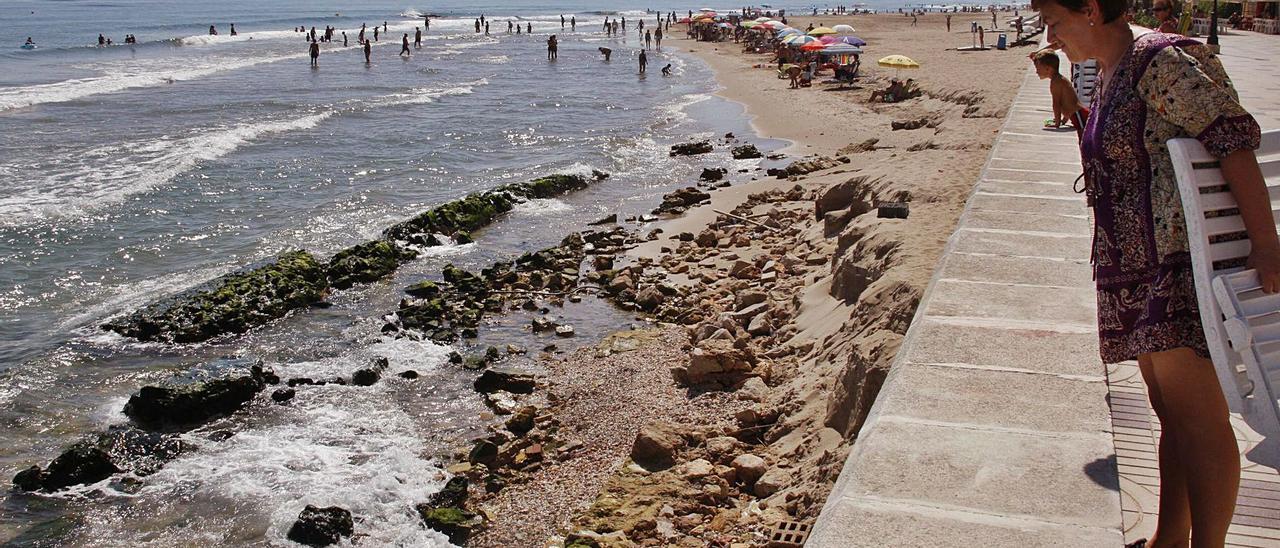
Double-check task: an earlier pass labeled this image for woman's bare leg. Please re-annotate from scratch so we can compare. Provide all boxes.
[1147,347,1240,548]
[1138,353,1192,548]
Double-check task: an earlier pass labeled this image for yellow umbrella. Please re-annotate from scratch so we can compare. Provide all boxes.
[807,26,838,35]
[877,55,920,77]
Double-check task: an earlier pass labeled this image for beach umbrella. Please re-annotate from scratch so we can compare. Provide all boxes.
[878,54,920,77]
[833,24,856,34]
[717,22,733,28]
[820,43,863,55]
[807,26,838,35]
[759,21,783,30]
[799,41,828,51]
[699,8,716,13]
[776,28,801,37]
[678,17,692,23]
[741,20,758,28]
[823,35,866,46]
[754,17,773,22]
[783,34,820,45]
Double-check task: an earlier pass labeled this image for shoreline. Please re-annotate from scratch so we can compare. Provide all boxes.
[466,12,1035,547]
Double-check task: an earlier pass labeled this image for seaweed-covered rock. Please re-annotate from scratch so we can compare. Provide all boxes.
[731,144,763,159]
[123,359,272,431]
[669,141,713,156]
[40,443,119,491]
[429,477,470,508]
[326,240,417,290]
[416,506,478,546]
[287,505,354,547]
[103,251,328,343]
[404,280,442,298]
[12,466,43,491]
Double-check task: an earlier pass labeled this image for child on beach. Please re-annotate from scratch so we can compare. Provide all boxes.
[1030,48,1088,138]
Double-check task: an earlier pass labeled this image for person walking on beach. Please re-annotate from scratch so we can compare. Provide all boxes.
[415,27,421,47]
[977,25,985,48]
[363,39,371,63]
[655,26,663,48]
[547,35,558,60]
[946,13,952,31]
[400,33,410,56]
[638,49,647,73]
[1031,0,1273,546]
[912,13,918,26]
[308,40,319,66]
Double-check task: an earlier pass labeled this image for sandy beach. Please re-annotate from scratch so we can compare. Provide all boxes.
[465,11,1039,547]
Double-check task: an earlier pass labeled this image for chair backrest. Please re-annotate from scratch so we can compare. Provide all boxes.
[1170,129,1280,421]
[1071,59,1098,104]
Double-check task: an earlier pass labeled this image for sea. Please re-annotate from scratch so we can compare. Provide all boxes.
[0,0,902,545]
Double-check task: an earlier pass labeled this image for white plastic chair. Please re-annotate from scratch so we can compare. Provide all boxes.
[1071,60,1098,105]
[1171,129,1280,435]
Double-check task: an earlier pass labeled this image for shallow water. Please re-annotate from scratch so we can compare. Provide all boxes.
[0,1,807,544]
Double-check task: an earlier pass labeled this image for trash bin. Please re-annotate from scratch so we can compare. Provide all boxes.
[996,33,1007,49]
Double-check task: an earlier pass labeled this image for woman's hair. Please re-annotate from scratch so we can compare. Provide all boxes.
[1031,0,1130,23]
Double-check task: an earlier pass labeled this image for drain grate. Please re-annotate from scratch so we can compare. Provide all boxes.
[768,519,812,547]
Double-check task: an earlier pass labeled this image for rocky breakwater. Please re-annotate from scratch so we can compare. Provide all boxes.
[103,172,608,344]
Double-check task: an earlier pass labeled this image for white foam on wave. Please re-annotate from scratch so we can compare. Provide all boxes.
[0,112,332,227]
[173,29,300,47]
[74,338,457,546]
[0,52,308,112]
[512,198,573,216]
[2,78,490,228]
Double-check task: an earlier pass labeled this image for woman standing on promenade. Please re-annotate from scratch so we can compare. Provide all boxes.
[1031,0,1273,546]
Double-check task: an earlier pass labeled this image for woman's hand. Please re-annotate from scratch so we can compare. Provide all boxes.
[1248,244,1280,294]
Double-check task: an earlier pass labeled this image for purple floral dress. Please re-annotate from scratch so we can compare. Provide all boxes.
[1082,32,1261,364]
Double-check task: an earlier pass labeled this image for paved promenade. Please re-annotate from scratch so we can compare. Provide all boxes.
[811,32,1280,547]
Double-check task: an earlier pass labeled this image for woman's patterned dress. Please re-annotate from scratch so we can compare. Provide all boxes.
[1082,32,1261,363]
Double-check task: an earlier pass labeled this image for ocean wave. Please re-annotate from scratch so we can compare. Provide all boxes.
[71,339,457,546]
[0,77,489,227]
[512,198,574,216]
[0,52,306,112]
[0,112,331,226]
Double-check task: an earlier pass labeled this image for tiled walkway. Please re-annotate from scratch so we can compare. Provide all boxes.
[811,32,1280,547]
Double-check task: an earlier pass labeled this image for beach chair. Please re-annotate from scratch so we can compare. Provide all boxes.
[1171,129,1280,435]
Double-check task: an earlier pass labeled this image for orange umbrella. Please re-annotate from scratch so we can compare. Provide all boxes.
[800,41,828,51]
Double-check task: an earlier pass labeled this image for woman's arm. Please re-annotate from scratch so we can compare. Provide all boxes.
[1223,149,1280,293]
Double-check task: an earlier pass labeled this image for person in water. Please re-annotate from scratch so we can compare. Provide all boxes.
[571,16,576,30]
[527,22,532,33]
[342,31,347,46]
[363,39,371,63]
[209,25,217,35]
[599,47,612,61]
[547,35,558,60]
[638,49,647,73]
[98,34,105,46]
[644,29,652,49]
[373,27,379,41]
[508,21,513,33]
[661,63,672,76]
[655,26,663,48]
[230,24,237,36]
[484,21,489,34]
[400,34,410,56]
[309,40,319,66]
[25,37,34,46]
[415,27,421,47]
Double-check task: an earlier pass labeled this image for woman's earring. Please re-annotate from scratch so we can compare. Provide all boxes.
[1090,20,1095,26]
